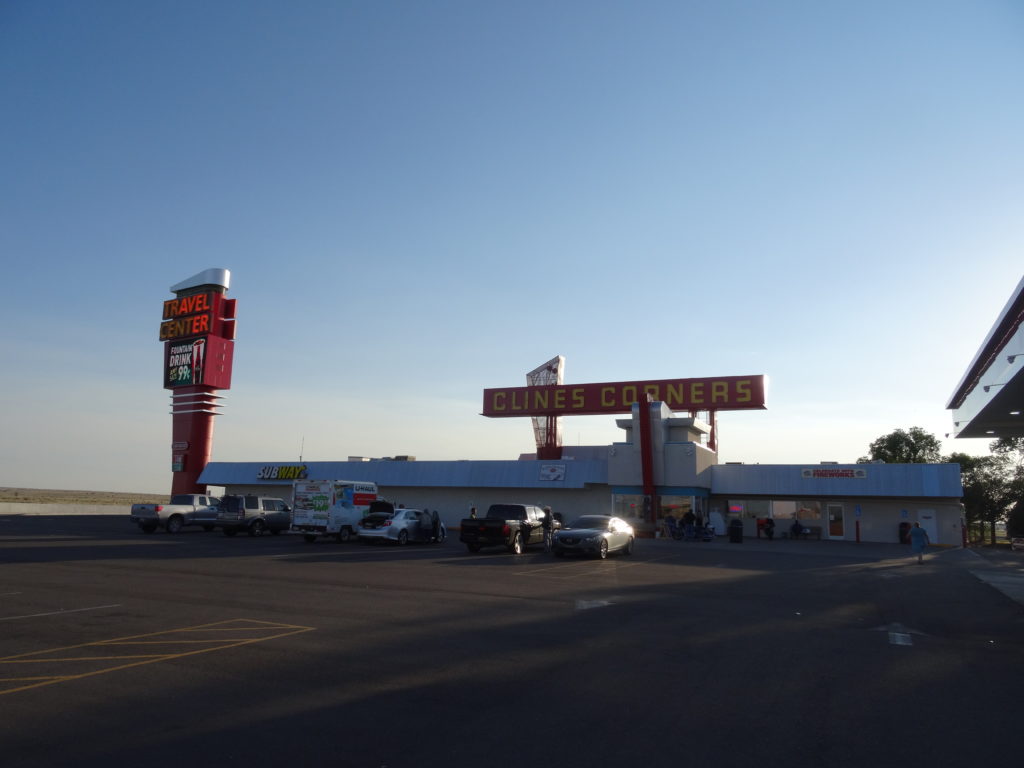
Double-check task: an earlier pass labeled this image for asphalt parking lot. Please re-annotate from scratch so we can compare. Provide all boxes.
[1,514,1021,768]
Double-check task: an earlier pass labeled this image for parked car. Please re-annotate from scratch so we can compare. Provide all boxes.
[217,495,291,536]
[357,508,445,545]
[551,515,635,559]
[459,503,558,554]
[129,494,220,534]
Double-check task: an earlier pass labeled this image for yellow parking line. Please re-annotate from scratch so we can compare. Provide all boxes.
[0,676,64,682]
[103,639,260,645]
[3,655,165,663]
[0,619,315,696]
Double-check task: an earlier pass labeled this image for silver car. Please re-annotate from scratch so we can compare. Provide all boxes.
[552,515,635,559]
[357,508,446,545]
[217,495,292,537]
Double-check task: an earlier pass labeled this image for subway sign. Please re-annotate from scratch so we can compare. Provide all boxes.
[256,464,309,480]
[482,375,766,417]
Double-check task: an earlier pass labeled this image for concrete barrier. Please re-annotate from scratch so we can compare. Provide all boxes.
[0,502,129,516]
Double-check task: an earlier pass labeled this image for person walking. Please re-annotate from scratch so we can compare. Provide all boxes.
[909,521,930,564]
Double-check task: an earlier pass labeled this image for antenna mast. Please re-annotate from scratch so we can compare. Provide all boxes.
[526,355,565,459]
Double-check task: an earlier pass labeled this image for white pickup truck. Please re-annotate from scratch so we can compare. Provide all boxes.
[129,493,221,534]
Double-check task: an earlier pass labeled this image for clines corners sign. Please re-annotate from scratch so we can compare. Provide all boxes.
[482,375,766,417]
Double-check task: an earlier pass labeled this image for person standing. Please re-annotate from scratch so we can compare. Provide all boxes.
[542,506,554,552]
[682,509,697,540]
[430,508,441,542]
[909,521,930,564]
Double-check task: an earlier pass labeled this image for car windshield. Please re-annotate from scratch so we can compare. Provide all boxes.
[566,516,610,530]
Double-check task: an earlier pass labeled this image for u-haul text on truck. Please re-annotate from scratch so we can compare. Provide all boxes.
[291,480,379,542]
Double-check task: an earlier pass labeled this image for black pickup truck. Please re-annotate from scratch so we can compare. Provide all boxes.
[459,503,559,554]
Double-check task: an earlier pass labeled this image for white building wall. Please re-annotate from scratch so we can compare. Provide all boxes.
[609,401,716,489]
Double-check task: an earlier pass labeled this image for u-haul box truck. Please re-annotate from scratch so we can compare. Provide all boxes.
[291,480,379,542]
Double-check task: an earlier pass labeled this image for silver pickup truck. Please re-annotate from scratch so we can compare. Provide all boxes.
[129,494,221,534]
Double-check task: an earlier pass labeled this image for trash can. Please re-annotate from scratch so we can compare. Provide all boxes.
[898,521,911,545]
[728,518,744,543]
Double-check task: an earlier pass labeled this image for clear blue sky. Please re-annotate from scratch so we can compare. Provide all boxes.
[1,0,1021,492]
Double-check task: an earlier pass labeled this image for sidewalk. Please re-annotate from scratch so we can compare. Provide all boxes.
[651,533,1024,607]
[956,545,1024,607]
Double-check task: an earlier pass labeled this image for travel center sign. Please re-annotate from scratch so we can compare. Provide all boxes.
[482,375,766,417]
[159,292,228,341]
[159,289,236,390]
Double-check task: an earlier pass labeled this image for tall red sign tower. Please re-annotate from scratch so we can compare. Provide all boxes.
[159,269,237,495]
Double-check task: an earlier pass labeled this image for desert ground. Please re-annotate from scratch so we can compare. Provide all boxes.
[0,487,168,506]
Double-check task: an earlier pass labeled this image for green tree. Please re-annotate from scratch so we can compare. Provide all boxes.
[1008,502,1024,538]
[990,437,1024,538]
[857,427,943,464]
[946,451,1012,545]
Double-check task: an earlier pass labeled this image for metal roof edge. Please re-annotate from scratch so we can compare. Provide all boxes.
[947,275,1024,408]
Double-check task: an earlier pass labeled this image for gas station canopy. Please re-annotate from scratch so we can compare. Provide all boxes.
[948,276,1024,438]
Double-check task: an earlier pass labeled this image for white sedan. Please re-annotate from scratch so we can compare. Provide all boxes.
[357,508,445,545]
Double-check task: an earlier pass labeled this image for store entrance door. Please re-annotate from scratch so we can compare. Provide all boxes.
[827,504,845,538]
[917,509,938,544]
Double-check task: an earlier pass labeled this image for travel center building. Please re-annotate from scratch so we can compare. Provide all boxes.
[198,387,965,547]
[153,269,963,546]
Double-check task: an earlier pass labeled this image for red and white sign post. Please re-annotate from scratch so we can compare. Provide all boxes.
[159,269,237,495]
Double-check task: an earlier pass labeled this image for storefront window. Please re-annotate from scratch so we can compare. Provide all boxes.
[772,500,822,520]
[728,499,769,519]
[613,494,699,526]
[613,494,646,522]
[659,496,693,523]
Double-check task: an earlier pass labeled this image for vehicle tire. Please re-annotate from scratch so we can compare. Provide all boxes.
[510,533,524,555]
[338,527,353,543]
[466,544,480,553]
[165,515,184,534]
[202,525,215,532]
[303,534,317,543]
[596,540,609,560]
[223,528,238,537]
[141,524,157,534]
[249,519,266,537]
[397,529,408,546]
[624,537,634,556]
